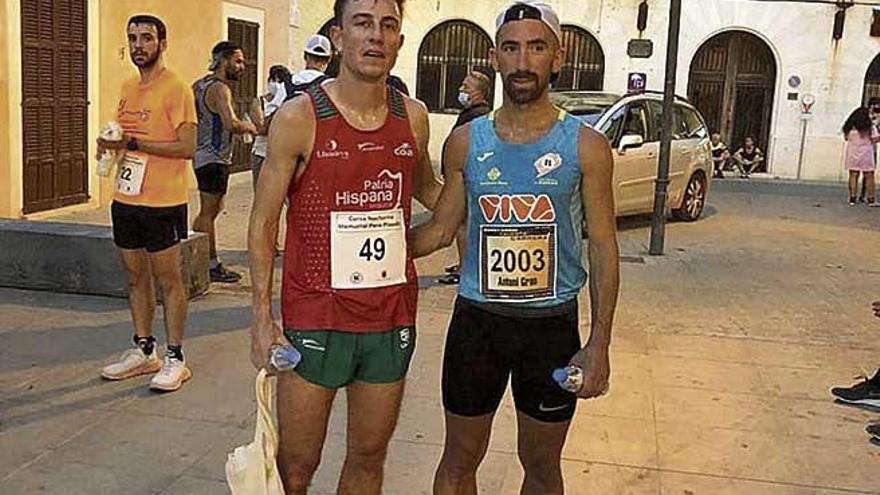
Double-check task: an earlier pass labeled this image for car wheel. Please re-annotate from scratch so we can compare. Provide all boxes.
[672,172,707,222]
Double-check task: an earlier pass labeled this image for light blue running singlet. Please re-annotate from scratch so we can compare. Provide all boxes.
[458,110,588,309]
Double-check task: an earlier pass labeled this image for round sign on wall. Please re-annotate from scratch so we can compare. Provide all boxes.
[788,74,802,89]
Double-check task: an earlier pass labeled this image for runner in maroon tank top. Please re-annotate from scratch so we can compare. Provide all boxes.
[247,1,441,494]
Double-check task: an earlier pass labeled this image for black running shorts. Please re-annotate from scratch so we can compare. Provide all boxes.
[442,296,581,423]
[195,163,231,195]
[111,201,188,253]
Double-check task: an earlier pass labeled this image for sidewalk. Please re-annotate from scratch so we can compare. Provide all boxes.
[1,175,878,494]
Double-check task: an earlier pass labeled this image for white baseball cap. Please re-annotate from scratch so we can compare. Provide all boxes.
[304,34,332,58]
[495,1,562,42]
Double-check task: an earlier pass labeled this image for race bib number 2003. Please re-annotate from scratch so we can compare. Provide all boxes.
[480,224,557,302]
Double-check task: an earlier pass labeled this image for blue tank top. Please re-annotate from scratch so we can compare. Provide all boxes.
[193,76,233,168]
[459,111,587,309]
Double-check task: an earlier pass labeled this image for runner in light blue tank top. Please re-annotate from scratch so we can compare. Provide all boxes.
[411,3,619,491]
[458,110,587,308]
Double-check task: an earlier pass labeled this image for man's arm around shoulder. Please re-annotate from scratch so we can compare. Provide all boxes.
[409,123,470,258]
[405,97,443,211]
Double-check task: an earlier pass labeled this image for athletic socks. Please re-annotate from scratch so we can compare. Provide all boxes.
[133,335,156,356]
[132,335,184,361]
[166,345,184,361]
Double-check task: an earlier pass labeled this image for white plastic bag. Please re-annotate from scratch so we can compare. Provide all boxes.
[226,369,286,495]
[96,121,124,178]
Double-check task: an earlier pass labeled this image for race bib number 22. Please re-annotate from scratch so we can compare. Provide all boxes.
[115,153,147,196]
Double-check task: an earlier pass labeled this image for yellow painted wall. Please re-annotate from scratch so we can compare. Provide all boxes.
[96,1,226,205]
[0,0,11,216]
[0,0,291,218]
[96,0,292,208]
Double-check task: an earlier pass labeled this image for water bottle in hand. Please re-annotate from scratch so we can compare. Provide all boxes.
[269,344,301,372]
[552,365,584,393]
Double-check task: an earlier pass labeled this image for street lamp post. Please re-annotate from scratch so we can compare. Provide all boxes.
[649,0,683,256]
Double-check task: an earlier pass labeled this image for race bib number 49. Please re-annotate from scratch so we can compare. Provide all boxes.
[330,208,407,289]
[480,225,557,302]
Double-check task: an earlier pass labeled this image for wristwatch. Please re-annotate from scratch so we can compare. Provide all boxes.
[126,137,139,152]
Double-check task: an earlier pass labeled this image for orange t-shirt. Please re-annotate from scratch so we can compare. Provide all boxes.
[114,68,197,207]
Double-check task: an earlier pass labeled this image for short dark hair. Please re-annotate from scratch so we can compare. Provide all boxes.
[869,97,880,110]
[268,65,291,83]
[212,41,241,59]
[127,15,167,41]
[333,0,406,24]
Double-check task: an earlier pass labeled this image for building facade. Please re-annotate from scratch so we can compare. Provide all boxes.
[291,0,880,181]
[0,0,296,218]
[2,0,877,218]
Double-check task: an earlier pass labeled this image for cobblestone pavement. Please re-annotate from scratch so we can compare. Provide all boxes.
[1,176,878,494]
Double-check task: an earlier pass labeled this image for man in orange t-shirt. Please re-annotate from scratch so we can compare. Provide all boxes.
[96,14,197,392]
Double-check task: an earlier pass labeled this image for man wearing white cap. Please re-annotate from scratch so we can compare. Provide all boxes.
[411,2,619,493]
[287,34,333,100]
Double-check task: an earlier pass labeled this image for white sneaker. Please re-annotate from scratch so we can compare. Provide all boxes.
[149,354,192,392]
[101,347,161,381]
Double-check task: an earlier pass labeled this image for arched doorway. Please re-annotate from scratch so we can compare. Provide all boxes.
[555,25,604,91]
[416,20,495,113]
[864,53,880,105]
[688,31,776,172]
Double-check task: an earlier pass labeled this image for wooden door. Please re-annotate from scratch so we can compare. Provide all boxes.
[688,31,776,168]
[865,53,880,105]
[227,18,259,174]
[21,0,89,214]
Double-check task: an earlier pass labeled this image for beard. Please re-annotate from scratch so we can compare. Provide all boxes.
[131,49,160,69]
[225,67,241,81]
[503,71,548,105]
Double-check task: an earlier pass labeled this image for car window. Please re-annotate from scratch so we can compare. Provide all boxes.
[680,106,708,139]
[621,103,648,141]
[600,106,626,142]
[647,101,695,141]
[645,101,661,141]
[645,100,670,141]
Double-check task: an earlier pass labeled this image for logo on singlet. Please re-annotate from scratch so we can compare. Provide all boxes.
[357,141,385,153]
[534,153,562,178]
[335,169,403,208]
[393,142,414,157]
[318,139,350,160]
[478,194,556,223]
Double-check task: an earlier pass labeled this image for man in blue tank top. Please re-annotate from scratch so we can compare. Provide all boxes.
[411,2,620,493]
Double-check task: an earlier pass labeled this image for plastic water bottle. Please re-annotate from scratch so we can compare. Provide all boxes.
[269,344,301,372]
[552,365,584,393]
[96,151,117,177]
[241,114,254,144]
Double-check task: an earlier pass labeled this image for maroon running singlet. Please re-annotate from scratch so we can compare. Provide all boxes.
[281,84,419,332]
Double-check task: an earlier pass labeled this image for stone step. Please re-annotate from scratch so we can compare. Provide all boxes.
[0,219,209,299]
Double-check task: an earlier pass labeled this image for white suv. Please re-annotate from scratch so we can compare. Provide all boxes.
[550,91,712,221]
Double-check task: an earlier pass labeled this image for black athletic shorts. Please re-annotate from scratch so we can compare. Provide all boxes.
[442,296,581,423]
[195,163,231,195]
[111,201,188,253]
